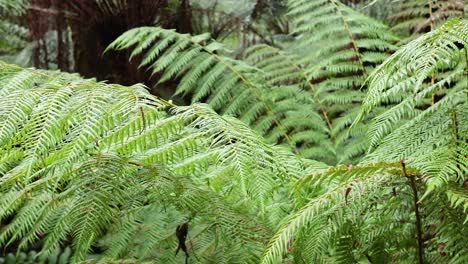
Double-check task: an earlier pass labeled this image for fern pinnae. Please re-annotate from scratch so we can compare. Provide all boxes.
[0,61,307,262]
[1,2,466,262]
[285,0,400,163]
[109,27,324,156]
[261,163,401,264]
[244,43,334,130]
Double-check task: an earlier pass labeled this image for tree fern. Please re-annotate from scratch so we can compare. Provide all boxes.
[359,18,467,193]
[261,19,467,263]
[284,0,399,164]
[262,162,410,263]
[107,26,337,163]
[108,0,399,164]
[1,2,466,263]
[0,61,307,262]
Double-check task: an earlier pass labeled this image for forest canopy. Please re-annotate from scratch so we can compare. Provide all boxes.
[0,0,467,263]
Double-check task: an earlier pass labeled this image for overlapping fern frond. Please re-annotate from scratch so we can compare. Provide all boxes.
[360,18,467,192]
[261,18,468,264]
[261,162,416,263]
[108,0,400,164]
[285,0,399,164]
[107,27,337,162]
[0,61,306,262]
[389,0,466,41]
[241,43,338,161]
[0,20,28,54]
[1,2,466,263]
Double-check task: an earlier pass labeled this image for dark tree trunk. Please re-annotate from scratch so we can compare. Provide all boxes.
[67,1,167,84]
[177,0,193,33]
[25,0,192,101]
[54,0,68,71]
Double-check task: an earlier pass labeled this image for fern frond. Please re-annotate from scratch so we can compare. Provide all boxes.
[261,163,402,264]
[107,27,340,162]
[285,0,399,164]
[389,0,466,42]
[359,19,467,193]
[0,61,306,263]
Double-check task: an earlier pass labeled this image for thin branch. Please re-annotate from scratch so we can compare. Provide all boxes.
[401,160,424,264]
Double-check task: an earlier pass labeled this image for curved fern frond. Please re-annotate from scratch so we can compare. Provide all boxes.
[261,163,404,263]
[107,27,340,162]
[0,61,306,263]
[284,0,399,164]
[359,18,467,192]
[108,4,398,164]
[259,18,466,264]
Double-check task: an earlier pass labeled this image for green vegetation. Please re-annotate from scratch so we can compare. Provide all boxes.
[0,0,466,263]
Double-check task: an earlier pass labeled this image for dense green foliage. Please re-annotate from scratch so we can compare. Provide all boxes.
[0,0,467,263]
[0,0,29,62]
[261,18,467,264]
[0,61,310,262]
[107,0,401,164]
